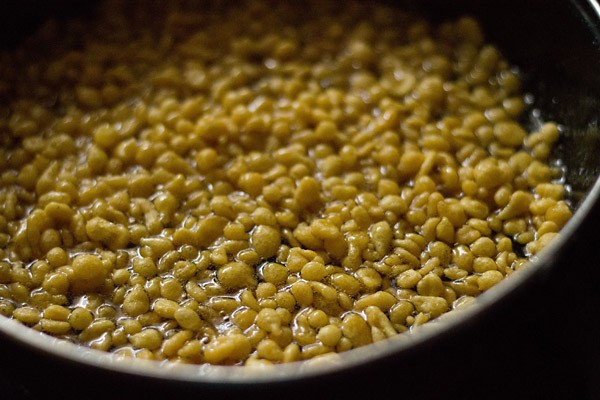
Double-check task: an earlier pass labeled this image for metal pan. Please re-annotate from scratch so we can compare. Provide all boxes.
[1,1,599,399]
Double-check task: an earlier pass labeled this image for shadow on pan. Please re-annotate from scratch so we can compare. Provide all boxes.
[1,1,600,399]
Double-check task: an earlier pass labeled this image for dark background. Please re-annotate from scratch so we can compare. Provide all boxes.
[1,1,600,399]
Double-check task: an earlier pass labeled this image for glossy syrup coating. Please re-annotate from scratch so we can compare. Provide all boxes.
[0,0,571,366]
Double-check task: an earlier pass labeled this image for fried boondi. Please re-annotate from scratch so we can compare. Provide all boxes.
[0,0,571,366]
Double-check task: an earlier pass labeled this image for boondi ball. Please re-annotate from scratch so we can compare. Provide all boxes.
[70,254,108,293]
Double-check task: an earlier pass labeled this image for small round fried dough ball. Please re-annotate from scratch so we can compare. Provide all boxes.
[251,225,281,259]
[69,254,108,292]
[217,262,257,290]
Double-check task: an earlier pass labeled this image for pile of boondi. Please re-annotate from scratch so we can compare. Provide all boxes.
[0,0,572,366]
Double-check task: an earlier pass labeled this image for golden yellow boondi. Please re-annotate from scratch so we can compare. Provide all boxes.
[0,0,571,365]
